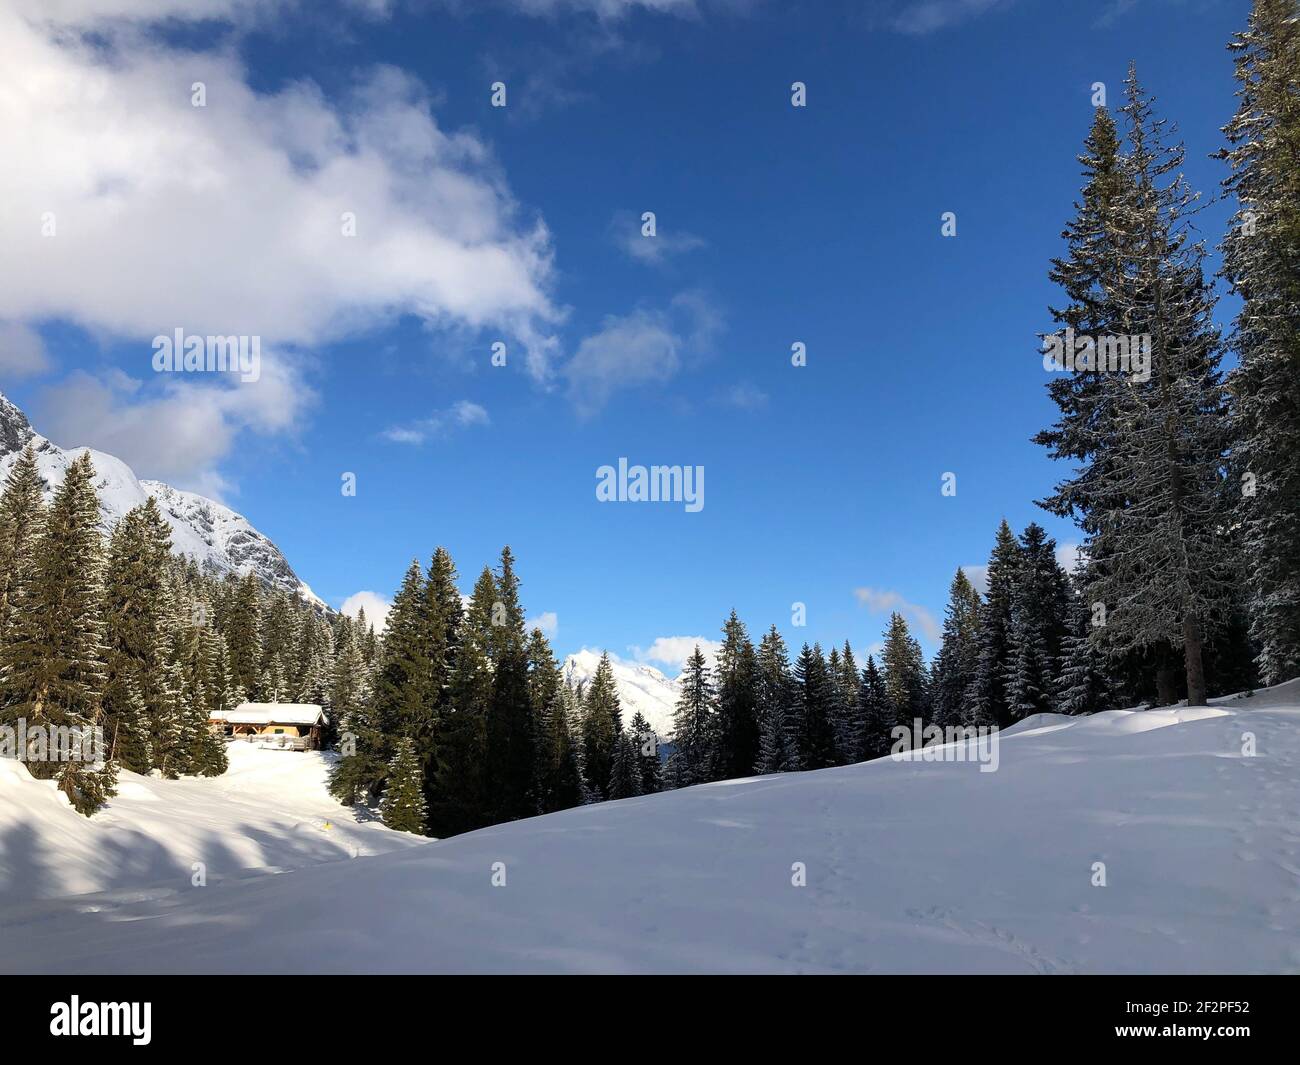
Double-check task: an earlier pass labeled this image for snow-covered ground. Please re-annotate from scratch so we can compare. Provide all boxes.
[0,742,425,903]
[3,683,1298,973]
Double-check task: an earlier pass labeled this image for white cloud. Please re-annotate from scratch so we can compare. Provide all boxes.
[34,359,314,499]
[878,0,1014,35]
[564,291,721,417]
[381,400,490,445]
[340,590,392,634]
[1056,540,1083,574]
[721,380,768,411]
[852,586,941,643]
[631,635,723,673]
[0,321,52,379]
[527,610,559,638]
[609,209,706,266]
[960,563,988,597]
[0,5,559,369]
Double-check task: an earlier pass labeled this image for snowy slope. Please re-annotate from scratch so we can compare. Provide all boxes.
[0,391,323,607]
[0,743,426,903]
[5,682,1298,974]
[563,649,679,739]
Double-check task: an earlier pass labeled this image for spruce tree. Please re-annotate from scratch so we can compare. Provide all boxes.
[964,521,1022,727]
[667,645,713,787]
[832,641,864,763]
[0,453,115,810]
[754,625,798,773]
[793,643,835,771]
[607,729,642,800]
[858,655,891,758]
[1086,68,1236,706]
[931,569,983,726]
[380,736,428,835]
[628,709,662,794]
[879,614,929,734]
[1056,583,1116,715]
[1005,524,1071,720]
[429,566,494,835]
[712,610,760,779]
[485,546,535,822]
[1219,0,1300,684]
[580,652,622,799]
[0,444,45,652]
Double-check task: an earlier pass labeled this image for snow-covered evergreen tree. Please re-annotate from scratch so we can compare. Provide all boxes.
[580,651,622,800]
[754,625,799,773]
[930,569,983,726]
[667,645,714,787]
[380,736,427,835]
[1219,0,1300,684]
[0,444,45,652]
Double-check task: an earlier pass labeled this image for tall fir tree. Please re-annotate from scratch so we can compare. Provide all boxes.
[0,444,45,652]
[0,453,115,811]
[711,611,760,780]
[1005,524,1072,721]
[754,625,799,773]
[1085,68,1236,706]
[964,521,1022,727]
[667,645,714,787]
[428,566,494,835]
[1219,0,1300,684]
[793,643,835,771]
[931,569,983,726]
[879,614,929,733]
[628,709,663,795]
[580,652,623,800]
[485,546,535,822]
[858,654,891,758]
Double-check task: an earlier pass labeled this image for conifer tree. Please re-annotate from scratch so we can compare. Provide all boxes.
[754,625,799,773]
[428,566,494,835]
[628,710,662,794]
[1219,0,1300,684]
[102,498,174,774]
[224,572,263,699]
[793,643,835,771]
[380,736,428,835]
[1086,68,1236,706]
[831,641,863,763]
[485,547,535,821]
[880,614,929,734]
[1056,584,1116,715]
[580,652,622,799]
[931,569,983,726]
[0,453,115,810]
[607,729,642,800]
[712,610,759,779]
[858,655,891,758]
[1005,524,1072,720]
[0,445,45,651]
[667,645,713,787]
[964,521,1022,727]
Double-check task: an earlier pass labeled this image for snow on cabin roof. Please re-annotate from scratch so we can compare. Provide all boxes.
[213,703,326,725]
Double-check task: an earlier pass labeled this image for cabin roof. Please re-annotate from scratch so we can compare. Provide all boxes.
[212,703,327,726]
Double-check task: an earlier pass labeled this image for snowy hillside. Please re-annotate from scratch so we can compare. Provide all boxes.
[0,742,426,903]
[5,682,1298,974]
[564,649,679,739]
[0,392,323,607]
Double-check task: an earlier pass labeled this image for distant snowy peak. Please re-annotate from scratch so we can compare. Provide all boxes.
[0,391,323,609]
[563,649,680,740]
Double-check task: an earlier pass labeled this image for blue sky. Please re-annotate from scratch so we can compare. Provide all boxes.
[0,0,1247,672]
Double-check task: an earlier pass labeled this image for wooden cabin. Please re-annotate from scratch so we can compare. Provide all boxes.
[209,703,327,751]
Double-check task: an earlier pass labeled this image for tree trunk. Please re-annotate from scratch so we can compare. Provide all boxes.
[1183,613,1208,707]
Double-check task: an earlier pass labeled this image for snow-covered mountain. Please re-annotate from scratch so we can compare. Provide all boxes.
[0,391,323,608]
[563,649,679,740]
